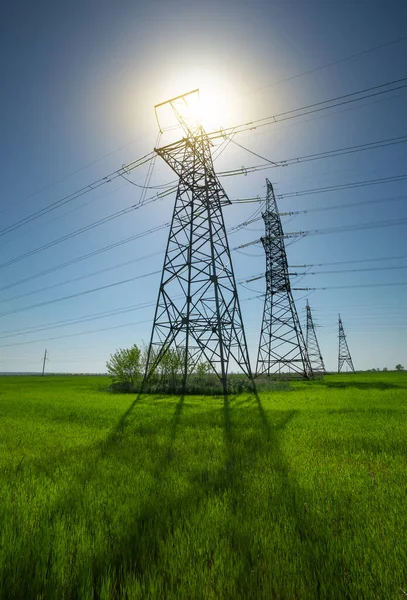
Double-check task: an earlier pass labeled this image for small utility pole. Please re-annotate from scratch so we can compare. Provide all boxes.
[42,349,48,376]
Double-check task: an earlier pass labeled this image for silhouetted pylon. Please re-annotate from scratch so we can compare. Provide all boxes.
[256,179,312,378]
[144,90,253,393]
[305,301,325,374]
[338,314,355,373]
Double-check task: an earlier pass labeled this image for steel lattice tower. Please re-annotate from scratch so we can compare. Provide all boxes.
[256,179,312,378]
[144,91,252,393]
[305,301,325,374]
[338,314,355,373]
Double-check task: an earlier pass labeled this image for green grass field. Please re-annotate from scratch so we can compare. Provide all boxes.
[0,372,406,599]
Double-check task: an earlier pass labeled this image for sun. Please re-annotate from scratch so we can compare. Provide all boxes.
[155,70,239,136]
[183,89,229,131]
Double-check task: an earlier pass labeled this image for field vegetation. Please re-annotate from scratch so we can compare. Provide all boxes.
[0,372,406,599]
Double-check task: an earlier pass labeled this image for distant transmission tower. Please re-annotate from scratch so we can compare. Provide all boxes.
[144,90,252,393]
[338,314,355,373]
[305,301,325,374]
[256,179,312,378]
[41,348,48,376]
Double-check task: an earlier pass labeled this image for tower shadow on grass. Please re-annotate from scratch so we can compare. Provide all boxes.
[1,391,190,600]
[223,389,352,598]
[316,380,401,390]
[3,391,356,598]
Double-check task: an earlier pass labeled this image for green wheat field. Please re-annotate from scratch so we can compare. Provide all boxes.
[0,372,406,599]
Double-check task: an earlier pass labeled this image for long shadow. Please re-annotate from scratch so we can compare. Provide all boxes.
[316,381,400,390]
[1,391,186,600]
[3,388,376,598]
[238,389,353,597]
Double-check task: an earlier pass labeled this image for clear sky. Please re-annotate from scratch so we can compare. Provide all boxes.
[0,0,406,374]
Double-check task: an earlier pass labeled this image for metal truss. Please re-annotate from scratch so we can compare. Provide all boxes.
[338,314,355,373]
[256,179,313,378]
[305,301,326,374]
[144,92,252,393]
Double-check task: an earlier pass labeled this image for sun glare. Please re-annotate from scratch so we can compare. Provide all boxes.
[183,90,229,131]
[156,69,241,136]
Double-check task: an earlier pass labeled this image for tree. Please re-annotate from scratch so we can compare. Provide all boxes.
[382,367,388,372]
[106,345,142,387]
[159,347,185,390]
[395,364,404,371]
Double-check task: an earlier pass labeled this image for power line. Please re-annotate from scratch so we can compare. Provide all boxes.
[0,301,159,340]
[293,282,407,291]
[8,168,402,272]
[0,152,155,238]
[5,34,404,224]
[290,265,407,276]
[0,210,263,299]
[0,251,165,305]
[251,35,407,94]
[241,264,407,285]
[0,228,168,292]
[208,76,407,140]
[0,270,162,318]
[232,215,407,250]
[277,174,407,199]
[0,319,152,349]
[290,255,407,268]
[3,77,405,244]
[0,203,172,270]
[1,283,405,349]
[233,174,407,204]
[287,216,407,239]
[221,135,407,178]
[278,195,407,217]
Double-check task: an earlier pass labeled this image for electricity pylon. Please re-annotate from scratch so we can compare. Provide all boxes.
[338,314,355,373]
[305,301,325,374]
[256,179,312,378]
[144,91,252,393]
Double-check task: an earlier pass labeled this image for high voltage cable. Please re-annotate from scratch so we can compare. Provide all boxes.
[0,301,159,340]
[2,77,405,242]
[241,264,407,285]
[0,212,260,296]
[293,282,407,291]
[251,35,407,94]
[2,95,404,251]
[0,229,168,292]
[0,152,156,238]
[287,216,407,239]
[277,174,407,199]
[1,284,404,348]
[0,199,173,270]
[278,195,407,217]
[289,255,407,268]
[2,171,405,272]
[233,174,407,204]
[0,319,153,349]
[5,35,404,223]
[289,265,407,276]
[220,135,407,178]
[207,76,407,140]
[231,215,407,250]
[230,193,406,225]
[0,265,277,337]
[0,252,165,305]
[0,271,162,318]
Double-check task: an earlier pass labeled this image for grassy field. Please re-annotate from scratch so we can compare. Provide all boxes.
[0,372,406,599]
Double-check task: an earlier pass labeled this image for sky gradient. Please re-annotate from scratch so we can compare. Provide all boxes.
[1,0,406,373]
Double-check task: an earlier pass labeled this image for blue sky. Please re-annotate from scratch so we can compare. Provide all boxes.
[0,0,406,373]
